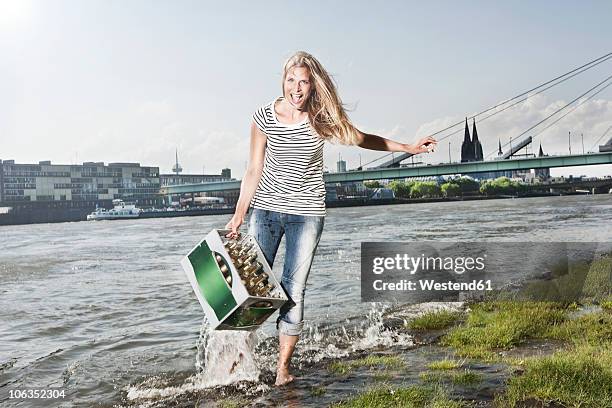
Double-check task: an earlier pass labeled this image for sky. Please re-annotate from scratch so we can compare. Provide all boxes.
[1,0,612,178]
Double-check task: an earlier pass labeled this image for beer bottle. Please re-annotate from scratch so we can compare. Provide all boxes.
[242,251,258,266]
[224,240,238,251]
[244,261,262,277]
[251,273,268,288]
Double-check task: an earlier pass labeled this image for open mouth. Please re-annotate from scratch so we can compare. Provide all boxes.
[290,93,304,104]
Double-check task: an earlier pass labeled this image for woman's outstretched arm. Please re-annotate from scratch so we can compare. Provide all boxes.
[225,122,266,238]
[355,130,437,154]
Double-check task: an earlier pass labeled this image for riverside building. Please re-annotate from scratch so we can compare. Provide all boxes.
[159,169,236,206]
[159,168,232,186]
[0,160,161,224]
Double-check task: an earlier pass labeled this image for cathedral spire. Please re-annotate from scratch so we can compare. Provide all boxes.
[472,119,483,161]
[538,143,545,157]
[463,118,471,143]
[498,139,503,156]
[461,117,474,162]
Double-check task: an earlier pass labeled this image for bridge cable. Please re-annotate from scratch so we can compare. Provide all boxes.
[430,59,612,144]
[588,124,612,152]
[358,51,612,168]
[484,73,612,159]
[531,80,612,146]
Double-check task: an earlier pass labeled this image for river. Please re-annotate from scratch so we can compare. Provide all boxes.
[1,195,611,407]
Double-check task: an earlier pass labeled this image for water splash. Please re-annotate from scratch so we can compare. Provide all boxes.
[195,321,260,386]
[349,302,414,351]
[126,320,261,402]
[125,303,465,404]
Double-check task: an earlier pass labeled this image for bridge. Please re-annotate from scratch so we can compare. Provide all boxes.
[160,152,612,195]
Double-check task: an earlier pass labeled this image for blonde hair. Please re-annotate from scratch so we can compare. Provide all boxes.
[282,51,359,145]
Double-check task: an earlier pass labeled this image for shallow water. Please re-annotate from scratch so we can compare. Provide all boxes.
[0,195,611,407]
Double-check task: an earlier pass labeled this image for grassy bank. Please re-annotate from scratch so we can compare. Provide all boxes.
[333,255,611,408]
[331,384,467,408]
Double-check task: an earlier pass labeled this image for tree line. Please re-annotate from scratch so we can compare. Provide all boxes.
[364,177,527,199]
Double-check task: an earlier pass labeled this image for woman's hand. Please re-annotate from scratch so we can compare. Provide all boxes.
[407,136,437,154]
[224,213,244,239]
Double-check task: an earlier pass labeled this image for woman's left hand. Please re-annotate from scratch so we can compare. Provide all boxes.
[407,136,437,154]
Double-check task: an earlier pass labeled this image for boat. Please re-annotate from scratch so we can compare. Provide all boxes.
[86,199,141,220]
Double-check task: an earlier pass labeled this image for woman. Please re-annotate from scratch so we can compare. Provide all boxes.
[225,51,437,386]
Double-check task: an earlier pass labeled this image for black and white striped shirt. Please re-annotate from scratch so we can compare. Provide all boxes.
[250,97,326,217]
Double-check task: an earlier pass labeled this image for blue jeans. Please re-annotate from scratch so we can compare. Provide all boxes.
[247,208,325,336]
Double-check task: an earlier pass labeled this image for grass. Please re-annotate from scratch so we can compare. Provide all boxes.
[581,256,612,302]
[373,372,393,382]
[546,310,612,345]
[420,369,482,387]
[217,396,249,408]
[503,256,612,304]
[451,346,496,361]
[330,256,612,407]
[407,310,463,330]
[451,370,482,386]
[497,343,612,407]
[427,359,461,370]
[331,385,467,408]
[310,386,326,396]
[419,372,443,383]
[436,295,612,406]
[328,355,405,375]
[440,301,566,354]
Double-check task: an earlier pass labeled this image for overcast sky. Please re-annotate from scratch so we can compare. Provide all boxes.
[1,1,612,178]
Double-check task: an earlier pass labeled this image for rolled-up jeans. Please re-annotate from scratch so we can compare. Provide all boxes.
[247,208,324,336]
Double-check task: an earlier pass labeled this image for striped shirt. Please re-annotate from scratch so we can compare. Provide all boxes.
[250,97,326,217]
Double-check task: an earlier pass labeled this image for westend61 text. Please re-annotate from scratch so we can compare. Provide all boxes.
[373,279,493,291]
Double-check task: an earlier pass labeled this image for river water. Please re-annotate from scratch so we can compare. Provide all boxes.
[1,195,611,407]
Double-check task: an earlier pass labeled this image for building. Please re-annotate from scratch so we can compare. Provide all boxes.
[0,160,160,205]
[337,157,347,173]
[160,170,233,187]
[460,119,493,180]
[461,118,484,163]
[160,169,234,206]
[533,144,551,180]
[163,148,232,185]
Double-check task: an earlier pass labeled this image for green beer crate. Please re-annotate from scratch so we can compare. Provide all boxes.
[181,229,287,330]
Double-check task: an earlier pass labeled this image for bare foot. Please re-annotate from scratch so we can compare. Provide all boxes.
[275,366,295,386]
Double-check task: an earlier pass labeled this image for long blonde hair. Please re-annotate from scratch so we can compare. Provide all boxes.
[282,51,359,145]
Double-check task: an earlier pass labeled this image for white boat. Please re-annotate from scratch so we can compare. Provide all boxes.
[87,200,141,221]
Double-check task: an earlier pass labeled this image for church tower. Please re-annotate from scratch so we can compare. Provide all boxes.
[538,143,545,157]
[535,143,550,179]
[472,119,484,161]
[461,118,474,162]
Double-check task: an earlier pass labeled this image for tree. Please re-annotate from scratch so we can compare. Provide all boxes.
[441,182,460,197]
[364,180,381,188]
[453,177,480,194]
[479,177,526,196]
[388,180,411,198]
[410,181,441,198]
[479,180,496,195]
